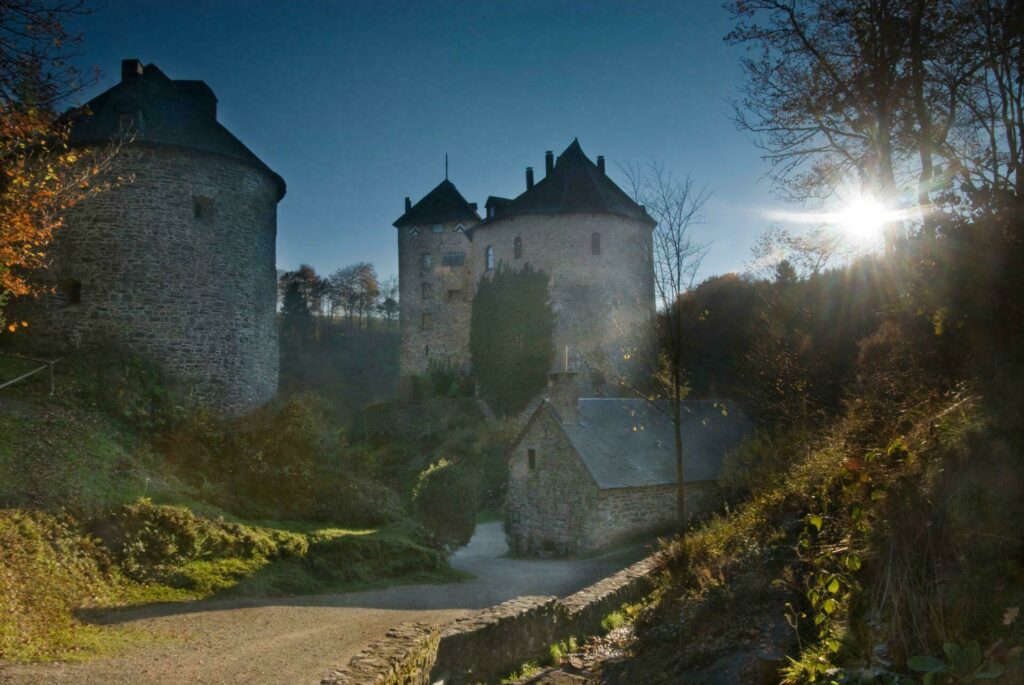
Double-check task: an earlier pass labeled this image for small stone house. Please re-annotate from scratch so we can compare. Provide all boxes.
[506,373,753,556]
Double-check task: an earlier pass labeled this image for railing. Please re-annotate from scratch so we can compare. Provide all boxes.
[0,351,63,395]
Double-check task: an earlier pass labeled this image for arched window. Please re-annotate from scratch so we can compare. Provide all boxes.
[591,232,601,256]
[514,236,523,259]
[485,245,495,271]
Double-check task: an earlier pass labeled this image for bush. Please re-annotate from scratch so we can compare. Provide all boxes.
[413,459,479,549]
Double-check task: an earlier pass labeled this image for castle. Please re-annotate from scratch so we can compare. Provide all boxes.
[394,139,656,393]
[26,60,285,413]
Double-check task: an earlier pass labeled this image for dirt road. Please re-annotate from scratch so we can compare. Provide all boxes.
[0,523,646,685]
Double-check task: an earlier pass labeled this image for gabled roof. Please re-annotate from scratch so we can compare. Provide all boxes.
[394,179,481,228]
[477,139,654,228]
[67,61,285,199]
[552,398,752,489]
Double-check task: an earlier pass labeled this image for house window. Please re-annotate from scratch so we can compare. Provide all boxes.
[514,236,523,259]
[591,232,601,255]
[487,206,495,219]
[421,253,432,269]
[422,313,433,330]
[422,282,433,299]
[442,252,466,267]
[485,245,495,271]
[193,196,214,221]
[56,278,82,306]
[527,448,536,470]
[447,289,462,302]
[432,223,444,233]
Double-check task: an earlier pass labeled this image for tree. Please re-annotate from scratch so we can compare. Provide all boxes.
[377,275,399,329]
[279,265,327,317]
[619,161,710,532]
[279,279,312,351]
[469,263,555,417]
[0,0,122,332]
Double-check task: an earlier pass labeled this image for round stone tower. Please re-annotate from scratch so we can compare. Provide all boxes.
[469,140,655,391]
[27,59,286,413]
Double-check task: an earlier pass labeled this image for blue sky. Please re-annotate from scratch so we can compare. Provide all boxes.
[69,0,789,280]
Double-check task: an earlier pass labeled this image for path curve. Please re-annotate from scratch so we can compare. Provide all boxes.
[0,523,646,685]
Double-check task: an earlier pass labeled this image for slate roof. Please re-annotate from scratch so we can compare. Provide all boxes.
[68,62,285,199]
[555,399,753,489]
[393,179,482,228]
[477,139,654,227]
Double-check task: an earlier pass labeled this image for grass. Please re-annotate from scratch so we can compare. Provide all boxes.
[0,354,47,385]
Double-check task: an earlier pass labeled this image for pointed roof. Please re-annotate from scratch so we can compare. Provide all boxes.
[67,60,285,199]
[393,179,481,228]
[478,139,654,227]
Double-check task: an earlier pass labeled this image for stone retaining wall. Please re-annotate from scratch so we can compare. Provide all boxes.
[321,553,662,685]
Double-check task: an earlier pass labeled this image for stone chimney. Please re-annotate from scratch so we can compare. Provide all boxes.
[525,166,534,190]
[597,155,605,173]
[547,372,580,424]
[405,196,411,212]
[121,59,143,83]
[545,150,554,177]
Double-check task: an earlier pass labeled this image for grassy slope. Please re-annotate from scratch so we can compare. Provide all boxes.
[0,380,460,662]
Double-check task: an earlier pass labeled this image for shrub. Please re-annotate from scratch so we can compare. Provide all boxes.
[413,459,479,549]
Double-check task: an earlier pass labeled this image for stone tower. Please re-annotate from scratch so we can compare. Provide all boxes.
[393,179,480,386]
[395,139,655,394]
[26,59,286,413]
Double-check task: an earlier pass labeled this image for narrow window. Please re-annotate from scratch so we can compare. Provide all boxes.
[528,448,537,470]
[421,253,432,269]
[591,232,601,256]
[514,236,523,259]
[447,289,462,302]
[56,278,82,306]
[422,282,433,299]
[425,344,430,357]
[485,245,495,271]
[432,223,444,233]
[422,313,433,330]
[193,196,214,221]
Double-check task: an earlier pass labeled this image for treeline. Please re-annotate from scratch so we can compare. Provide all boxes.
[277,263,398,330]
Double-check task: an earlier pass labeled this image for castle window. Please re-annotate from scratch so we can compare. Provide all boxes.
[425,344,430,357]
[422,313,433,330]
[432,223,444,233]
[422,282,433,299]
[528,448,537,470]
[514,236,523,259]
[442,252,465,267]
[591,232,601,256]
[56,278,82,306]
[421,253,432,269]
[485,245,494,271]
[447,289,462,302]
[193,196,214,221]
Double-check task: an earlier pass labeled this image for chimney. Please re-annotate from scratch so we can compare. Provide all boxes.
[525,166,534,189]
[404,197,411,212]
[547,371,580,424]
[597,155,605,173]
[121,59,143,83]
[545,150,554,177]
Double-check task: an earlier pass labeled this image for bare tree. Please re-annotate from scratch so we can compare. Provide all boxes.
[618,161,710,532]
[377,275,399,329]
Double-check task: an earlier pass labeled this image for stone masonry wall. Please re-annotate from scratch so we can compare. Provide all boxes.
[593,481,723,548]
[506,408,599,555]
[321,554,662,685]
[397,217,478,382]
[22,144,280,413]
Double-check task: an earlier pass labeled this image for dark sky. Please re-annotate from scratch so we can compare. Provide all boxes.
[70,0,788,280]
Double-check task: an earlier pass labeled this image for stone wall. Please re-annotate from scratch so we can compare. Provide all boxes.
[363,398,484,441]
[20,144,280,413]
[320,554,662,685]
[593,481,722,548]
[506,407,600,555]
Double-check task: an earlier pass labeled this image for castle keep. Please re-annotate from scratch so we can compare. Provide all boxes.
[28,60,286,413]
[394,139,655,392]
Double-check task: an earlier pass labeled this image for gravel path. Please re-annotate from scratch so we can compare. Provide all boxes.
[0,523,645,685]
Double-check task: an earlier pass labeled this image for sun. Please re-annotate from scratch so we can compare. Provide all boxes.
[835,196,891,244]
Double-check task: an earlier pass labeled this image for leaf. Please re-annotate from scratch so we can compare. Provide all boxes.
[808,514,823,531]
[943,643,969,674]
[973,659,1005,679]
[823,598,838,615]
[827,577,840,594]
[907,655,946,672]
[1004,606,1019,626]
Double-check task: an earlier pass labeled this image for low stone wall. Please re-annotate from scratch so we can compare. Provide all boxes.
[321,553,662,685]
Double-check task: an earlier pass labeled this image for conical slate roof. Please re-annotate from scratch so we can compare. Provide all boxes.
[480,139,654,226]
[68,60,285,199]
[393,179,481,228]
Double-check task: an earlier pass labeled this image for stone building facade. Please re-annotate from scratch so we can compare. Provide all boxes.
[394,140,655,393]
[22,60,285,413]
[506,373,751,556]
